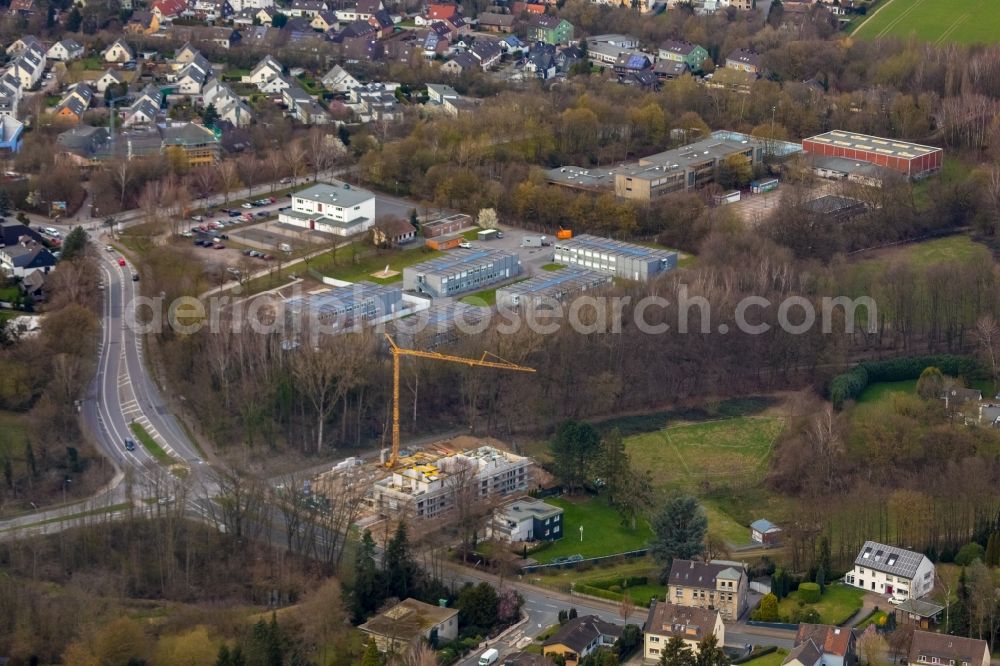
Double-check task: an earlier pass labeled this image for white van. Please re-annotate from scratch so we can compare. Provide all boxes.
[44,227,60,237]
[479,648,499,666]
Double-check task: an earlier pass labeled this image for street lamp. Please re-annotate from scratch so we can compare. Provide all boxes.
[579,525,584,542]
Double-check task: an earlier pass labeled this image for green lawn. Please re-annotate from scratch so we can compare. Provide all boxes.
[776,584,865,625]
[461,227,483,241]
[857,378,994,405]
[0,285,20,301]
[854,0,1000,44]
[130,423,172,464]
[626,417,783,494]
[541,263,565,271]
[460,287,500,306]
[536,495,654,563]
[741,650,788,666]
[314,245,442,284]
[702,500,754,547]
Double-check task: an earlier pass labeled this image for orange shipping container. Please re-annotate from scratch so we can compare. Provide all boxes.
[556,229,573,240]
[426,235,462,251]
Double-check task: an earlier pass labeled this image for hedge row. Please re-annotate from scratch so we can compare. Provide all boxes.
[733,646,778,665]
[575,584,628,602]
[829,355,978,409]
[585,575,649,591]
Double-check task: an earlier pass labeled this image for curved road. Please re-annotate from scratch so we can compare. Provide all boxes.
[0,233,213,535]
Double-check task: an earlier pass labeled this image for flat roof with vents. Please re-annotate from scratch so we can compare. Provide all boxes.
[805,131,941,158]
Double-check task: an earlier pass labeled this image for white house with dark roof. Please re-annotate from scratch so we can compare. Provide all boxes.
[47,39,84,61]
[845,541,934,600]
[103,38,135,63]
[909,631,990,666]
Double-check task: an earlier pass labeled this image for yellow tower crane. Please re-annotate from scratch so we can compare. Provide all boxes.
[383,333,536,468]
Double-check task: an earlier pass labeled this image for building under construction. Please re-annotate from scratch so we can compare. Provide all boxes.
[370,445,533,520]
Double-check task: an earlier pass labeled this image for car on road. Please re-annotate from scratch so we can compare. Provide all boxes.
[459,241,472,249]
[228,210,241,217]
[132,273,139,282]
[124,438,136,452]
[227,267,241,277]
[106,245,114,251]
[280,177,293,184]
[118,257,126,266]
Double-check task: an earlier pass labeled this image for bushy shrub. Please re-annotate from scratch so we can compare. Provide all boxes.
[828,355,978,409]
[799,582,821,603]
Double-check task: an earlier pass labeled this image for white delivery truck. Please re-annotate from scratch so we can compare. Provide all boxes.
[522,235,549,248]
[479,648,499,666]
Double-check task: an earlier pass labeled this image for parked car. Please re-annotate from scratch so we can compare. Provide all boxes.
[241,202,253,209]
[262,254,274,260]
[459,241,472,249]
[212,243,225,249]
[280,177,293,184]
[226,267,241,277]
[191,215,204,222]
[255,211,268,218]
[228,210,242,217]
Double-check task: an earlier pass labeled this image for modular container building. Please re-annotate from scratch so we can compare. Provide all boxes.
[403,248,522,298]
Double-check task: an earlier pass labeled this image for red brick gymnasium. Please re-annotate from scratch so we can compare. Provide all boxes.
[801,130,942,179]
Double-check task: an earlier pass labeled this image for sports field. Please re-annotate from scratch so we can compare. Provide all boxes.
[854,0,1000,45]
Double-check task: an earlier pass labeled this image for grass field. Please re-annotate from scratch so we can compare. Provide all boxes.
[625,417,783,494]
[537,495,654,562]
[315,245,441,284]
[854,0,1000,44]
[776,584,865,625]
[856,378,994,405]
[541,263,565,271]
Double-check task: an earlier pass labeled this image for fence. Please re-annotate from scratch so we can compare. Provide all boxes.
[750,581,772,595]
[746,620,799,631]
[520,548,648,573]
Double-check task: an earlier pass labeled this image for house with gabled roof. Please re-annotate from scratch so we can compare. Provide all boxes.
[103,39,135,63]
[477,12,515,32]
[442,51,478,75]
[909,630,989,666]
[470,38,502,69]
[5,36,43,56]
[845,541,934,600]
[782,624,856,666]
[289,0,325,16]
[95,68,125,93]
[543,616,622,666]
[321,64,360,92]
[47,39,84,61]
[658,39,708,72]
[244,55,284,86]
[152,0,188,21]
[643,602,724,663]
[725,47,763,74]
[667,559,749,621]
[125,9,159,33]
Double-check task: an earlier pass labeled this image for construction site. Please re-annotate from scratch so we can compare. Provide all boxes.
[310,333,538,531]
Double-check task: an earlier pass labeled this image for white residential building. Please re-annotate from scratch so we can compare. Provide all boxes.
[243,55,283,86]
[490,498,563,542]
[103,39,135,63]
[845,541,935,600]
[371,446,533,520]
[47,39,84,61]
[228,0,273,11]
[95,69,125,94]
[321,64,360,93]
[278,180,376,236]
